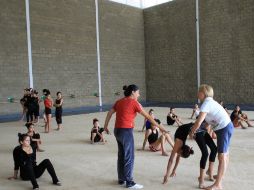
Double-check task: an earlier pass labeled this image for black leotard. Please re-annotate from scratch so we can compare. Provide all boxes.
[174,123,193,145]
[148,129,159,144]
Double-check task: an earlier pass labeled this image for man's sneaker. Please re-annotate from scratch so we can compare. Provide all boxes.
[127,181,143,189]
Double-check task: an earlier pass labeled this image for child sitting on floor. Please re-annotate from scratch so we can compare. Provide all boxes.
[90,118,106,144]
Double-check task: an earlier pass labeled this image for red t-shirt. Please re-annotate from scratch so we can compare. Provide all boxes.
[44,98,52,108]
[113,97,142,129]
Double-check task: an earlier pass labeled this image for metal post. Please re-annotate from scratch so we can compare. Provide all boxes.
[95,0,103,110]
[25,0,34,88]
[196,0,200,95]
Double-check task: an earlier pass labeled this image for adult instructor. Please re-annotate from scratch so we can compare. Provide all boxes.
[104,84,168,189]
[190,84,234,190]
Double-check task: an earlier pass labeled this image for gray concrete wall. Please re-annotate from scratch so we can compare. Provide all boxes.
[144,0,197,103]
[99,0,146,104]
[30,0,98,109]
[199,0,254,104]
[144,0,254,105]
[0,0,29,114]
[1,0,254,117]
[0,0,145,116]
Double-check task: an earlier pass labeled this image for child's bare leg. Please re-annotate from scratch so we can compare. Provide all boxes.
[239,121,246,129]
[91,133,96,144]
[179,119,184,125]
[206,161,215,181]
[198,168,205,188]
[57,124,61,130]
[175,120,181,127]
[48,114,51,132]
[246,120,253,127]
[100,136,106,144]
[164,133,174,148]
[160,135,169,156]
[45,114,51,133]
[45,120,48,133]
[43,113,47,125]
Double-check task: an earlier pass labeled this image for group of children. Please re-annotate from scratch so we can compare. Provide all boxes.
[7,88,65,189]
[20,88,64,132]
[11,85,252,190]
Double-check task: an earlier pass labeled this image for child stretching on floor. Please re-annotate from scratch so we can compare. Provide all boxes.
[167,107,183,126]
[230,105,253,129]
[142,118,174,156]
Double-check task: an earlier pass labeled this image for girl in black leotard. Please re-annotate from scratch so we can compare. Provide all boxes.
[163,123,194,184]
[167,107,183,126]
[54,92,63,131]
[142,119,174,156]
[163,122,217,189]
[8,134,61,190]
[90,118,106,144]
[26,122,44,152]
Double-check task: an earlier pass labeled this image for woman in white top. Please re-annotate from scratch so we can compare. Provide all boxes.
[190,84,234,190]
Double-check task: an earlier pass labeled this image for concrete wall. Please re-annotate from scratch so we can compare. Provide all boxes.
[0,0,29,114]
[144,0,254,105]
[0,0,145,116]
[30,0,98,109]
[99,0,146,104]
[199,0,254,104]
[1,0,254,117]
[144,0,197,104]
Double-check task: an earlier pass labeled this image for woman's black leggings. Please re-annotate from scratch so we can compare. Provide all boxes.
[195,132,217,169]
[21,159,59,188]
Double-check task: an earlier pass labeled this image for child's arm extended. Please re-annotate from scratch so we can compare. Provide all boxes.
[142,130,151,150]
[163,151,177,184]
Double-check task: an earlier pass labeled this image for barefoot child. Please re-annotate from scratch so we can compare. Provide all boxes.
[142,119,174,156]
[163,123,194,185]
[90,118,106,144]
[43,89,53,133]
[167,107,183,126]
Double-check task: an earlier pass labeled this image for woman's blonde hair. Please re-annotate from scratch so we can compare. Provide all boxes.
[199,84,214,98]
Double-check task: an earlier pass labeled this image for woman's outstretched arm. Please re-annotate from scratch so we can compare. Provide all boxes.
[104,108,116,134]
